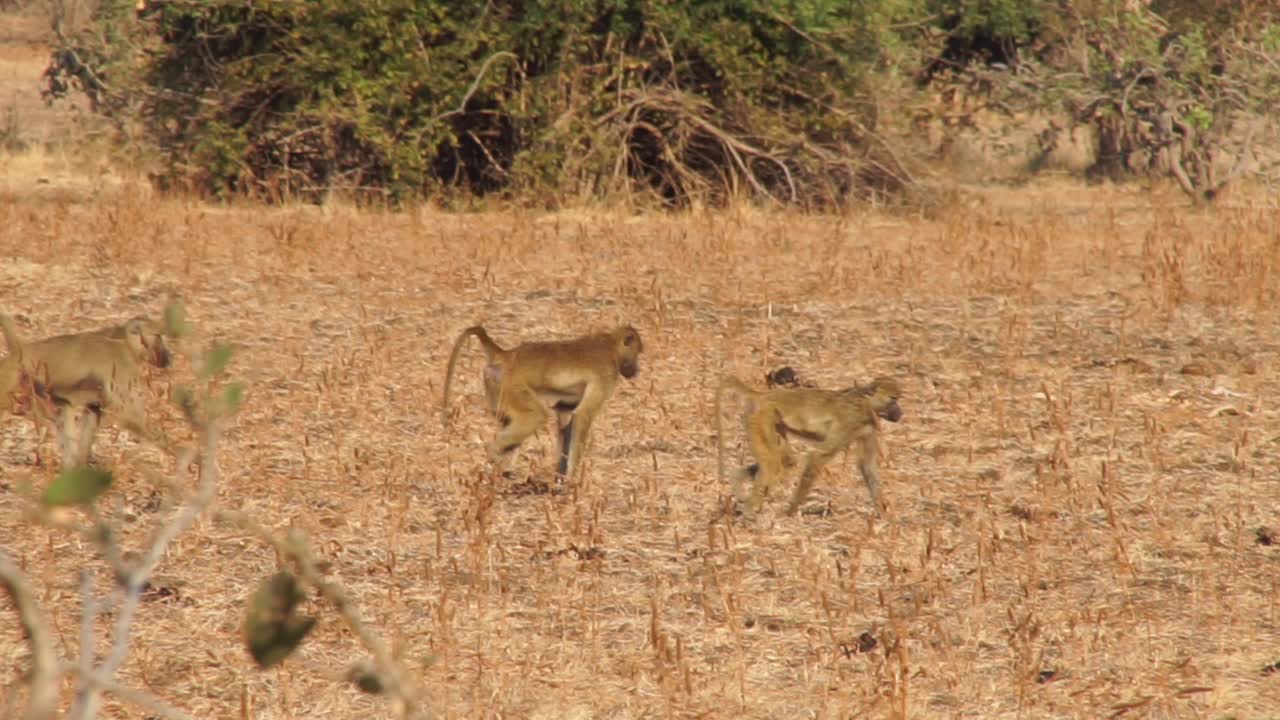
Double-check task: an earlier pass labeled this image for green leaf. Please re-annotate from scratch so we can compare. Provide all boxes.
[43,467,114,506]
[208,382,246,420]
[163,302,191,339]
[247,616,316,669]
[249,609,317,666]
[221,383,245,414]
[245,572,316,669]
[200,343,234,379]
[1186,105,1213,132]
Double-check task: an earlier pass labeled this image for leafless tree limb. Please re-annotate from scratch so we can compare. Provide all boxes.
[0,549,59,720]
[433,51,519,124]
[68,436,210,719]
[216,510,430,719]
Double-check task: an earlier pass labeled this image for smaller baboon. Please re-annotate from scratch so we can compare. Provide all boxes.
[715,375,903,515]
[442,324,644,481]
[1,314,174,465]
[764,365,815,389]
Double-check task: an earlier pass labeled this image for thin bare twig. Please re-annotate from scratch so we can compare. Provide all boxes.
[465,130,510,178]
[75,569,96,708]
[433,51,518,124]
[1210,123,1256,197]
[0,549,59,720]
[61,664,198,720]
[216,510,430,719]
[68,437,210,720]
[766,10,840,63]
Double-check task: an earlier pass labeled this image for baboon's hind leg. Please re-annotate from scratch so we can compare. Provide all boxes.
[486,385,548,473]
[744,407,787,511]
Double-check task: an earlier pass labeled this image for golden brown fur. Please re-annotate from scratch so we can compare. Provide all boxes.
[1,314,173,466]
[715,375,903,515]
[442,324,643,481]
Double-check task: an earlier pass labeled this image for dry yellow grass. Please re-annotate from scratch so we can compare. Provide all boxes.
[2,179,1280,719]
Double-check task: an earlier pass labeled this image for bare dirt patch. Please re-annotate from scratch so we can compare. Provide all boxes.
[0,3,111,198]
[2,182,1279,718]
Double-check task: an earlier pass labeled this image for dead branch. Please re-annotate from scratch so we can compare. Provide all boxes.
[615,88,800,204]
[67,434,209,720]
[465,130,510,179]
[1209,123,1256,198]
[0,549,59,720]
[433,51,519,124]
[216,510,430,719]
[62,666,198,720]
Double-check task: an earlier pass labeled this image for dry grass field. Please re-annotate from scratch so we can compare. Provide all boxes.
[3,7,1280,718]
[2,180,1280,720]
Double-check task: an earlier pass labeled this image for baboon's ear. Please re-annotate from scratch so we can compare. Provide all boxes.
[126,318,173,368]
[122,319,148,351]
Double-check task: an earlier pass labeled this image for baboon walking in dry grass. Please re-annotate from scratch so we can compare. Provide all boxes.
[1,314,173,465]
[442,324,644,481]
[716,375,903,515]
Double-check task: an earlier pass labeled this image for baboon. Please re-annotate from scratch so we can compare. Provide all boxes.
[442,324,644,481]
[764,365,815,389]
[1,314,174,465]
[715,375,903,516]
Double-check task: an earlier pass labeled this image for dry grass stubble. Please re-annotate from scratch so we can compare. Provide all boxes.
[2,182,1280,718]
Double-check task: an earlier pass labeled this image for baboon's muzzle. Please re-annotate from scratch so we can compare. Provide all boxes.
[620,360,639,379]
[879,401,903,423]
[150,344,172,369]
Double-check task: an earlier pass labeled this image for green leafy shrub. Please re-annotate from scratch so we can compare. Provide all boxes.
[47,0,931,207]
[51,0,1269,205]
[921,0,1279,202]
[1036,1,1276,201]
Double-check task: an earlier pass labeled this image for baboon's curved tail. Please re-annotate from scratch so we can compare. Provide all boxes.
[442,326,507,426]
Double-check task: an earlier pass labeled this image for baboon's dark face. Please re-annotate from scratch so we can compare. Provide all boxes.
[878,399,903,423]
[123,318,172,368]
[869,377,903,423]
[619,357,640,379]
[147,335,172,368]
[141,331,172,368]
[765,366,800,388]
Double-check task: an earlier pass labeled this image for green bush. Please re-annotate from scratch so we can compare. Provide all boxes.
[926,0,1047,69]
[49,0,1269,205]
[1021,0,1276,200]
[47,0,933,206]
